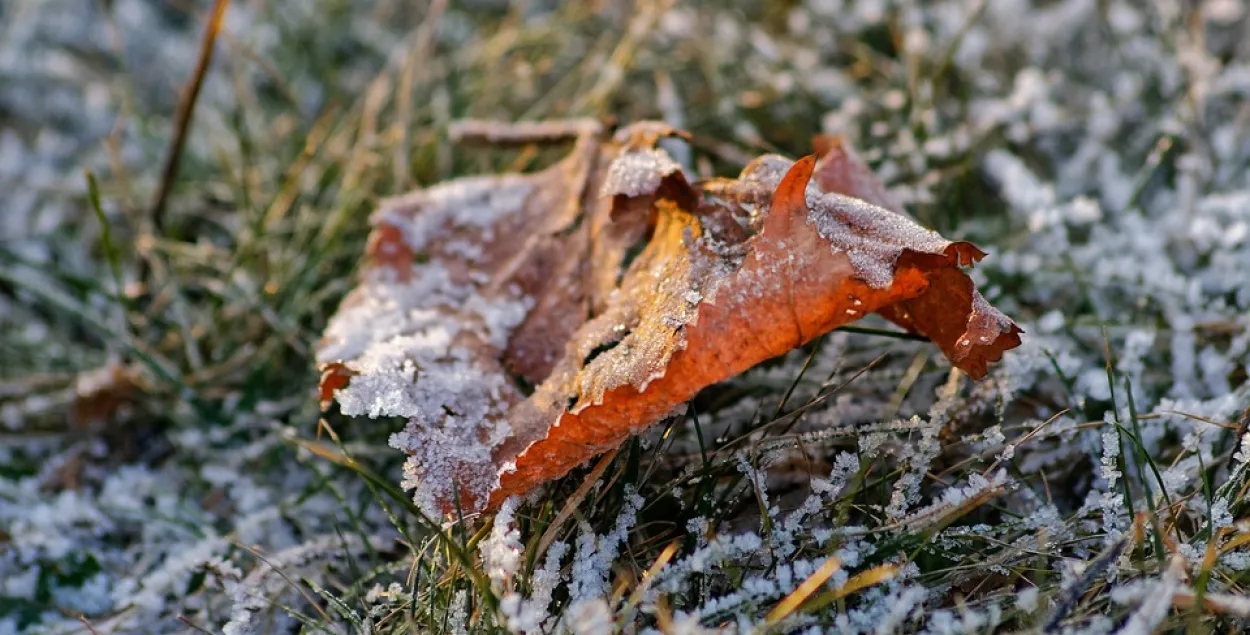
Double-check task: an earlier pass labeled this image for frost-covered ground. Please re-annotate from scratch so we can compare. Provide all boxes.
[2,0,1249,633]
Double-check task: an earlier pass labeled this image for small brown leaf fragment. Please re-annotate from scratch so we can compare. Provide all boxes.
[876,271,1023,380]
[366,223,416,279]
[71,361,137,428]
[318,362,356,411]
[316,121,1024,516]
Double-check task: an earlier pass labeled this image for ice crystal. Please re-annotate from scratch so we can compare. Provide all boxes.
[481,497,524,585]
[602,148,683,198]
[804,189,952,290]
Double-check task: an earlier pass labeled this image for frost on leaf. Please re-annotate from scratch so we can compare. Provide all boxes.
[316,121,1022,516]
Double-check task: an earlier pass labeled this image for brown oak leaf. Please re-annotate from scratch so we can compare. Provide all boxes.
[315,121,1022,517]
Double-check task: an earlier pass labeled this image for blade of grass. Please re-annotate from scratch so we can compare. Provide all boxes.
[834,325,928,342]
[535,448,620,562]
[150,0,231,232]
[763,555,843,628]
[84,171,126,308]
[797,563,900,615]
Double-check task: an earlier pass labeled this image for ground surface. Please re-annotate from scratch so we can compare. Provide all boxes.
[2,1,1249,634]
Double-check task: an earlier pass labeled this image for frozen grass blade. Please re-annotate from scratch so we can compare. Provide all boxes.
[1042,531,1136,633]
[149,0,230,232]
[763,555,842,628]
[798,563,901,616]
[293,436,499,612]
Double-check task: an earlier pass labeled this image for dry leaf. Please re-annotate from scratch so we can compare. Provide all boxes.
[315,121,1021,516]
[70,360,138,428]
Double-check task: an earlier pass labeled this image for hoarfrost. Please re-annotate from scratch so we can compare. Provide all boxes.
[602,148,683,198]
[564,597,614,635]
[481,496,524,585]
[804,189,952,290]
[1114,556,1186,635]
[317,172,537,518]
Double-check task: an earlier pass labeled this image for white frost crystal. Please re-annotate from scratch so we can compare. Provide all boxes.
[804,186,952,289]
[317,177,536,518]
[602,148,682,198]
[480,497,524,584]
